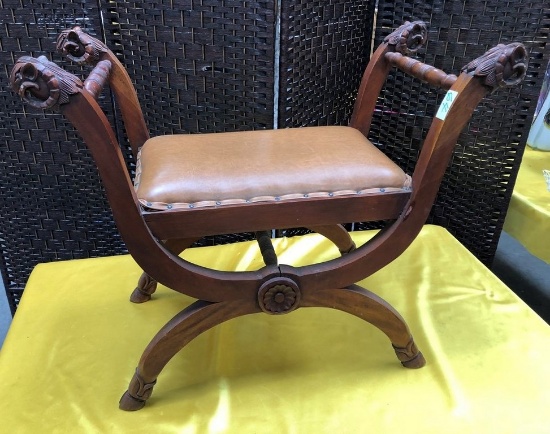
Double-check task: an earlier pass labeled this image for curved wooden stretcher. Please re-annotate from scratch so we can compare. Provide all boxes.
[9,21,527,410]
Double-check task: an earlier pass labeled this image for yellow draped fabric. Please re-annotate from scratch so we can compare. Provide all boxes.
[1,225,549,433]
[504,146,550,263]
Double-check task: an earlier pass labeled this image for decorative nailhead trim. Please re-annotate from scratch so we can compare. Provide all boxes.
[138,183,412,211]
[135,149,413,212]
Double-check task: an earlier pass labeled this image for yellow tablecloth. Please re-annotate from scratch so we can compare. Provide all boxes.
[1,225,549,433]
[504,146,550,262]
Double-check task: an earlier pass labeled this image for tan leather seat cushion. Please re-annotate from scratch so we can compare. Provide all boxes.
[134,126,411,210]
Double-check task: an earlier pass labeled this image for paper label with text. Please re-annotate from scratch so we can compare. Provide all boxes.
[436,90,458,120]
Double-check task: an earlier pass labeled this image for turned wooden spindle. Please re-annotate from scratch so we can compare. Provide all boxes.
[83,60,112,99]
[385,51,458,89]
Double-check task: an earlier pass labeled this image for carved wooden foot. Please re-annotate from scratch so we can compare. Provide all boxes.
[119,369,157,411]
[393,338,426,368]
[130,237,200,303]
[301,284,426,368]
[130,272,157,303]
[119,298,259,410]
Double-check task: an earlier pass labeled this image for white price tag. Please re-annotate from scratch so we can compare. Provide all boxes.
[436,90,458,120]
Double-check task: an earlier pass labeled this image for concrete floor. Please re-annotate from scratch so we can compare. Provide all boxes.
[0,231,548,347]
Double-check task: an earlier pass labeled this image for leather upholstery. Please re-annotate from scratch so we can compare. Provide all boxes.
[135,126,411,210]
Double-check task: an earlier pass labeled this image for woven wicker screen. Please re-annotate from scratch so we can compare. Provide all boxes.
[279,1,550,263]
[363,1,550,264]
[278,1,377,127]
[0,0,277,313]
[110,1,276,135]
[1,1,549,313]
[0,1,128,313]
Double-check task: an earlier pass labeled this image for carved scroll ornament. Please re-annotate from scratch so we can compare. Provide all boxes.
[384,21,428,55]
[10,56,83,110]
[57,26,108,65]
[461,42,528,89]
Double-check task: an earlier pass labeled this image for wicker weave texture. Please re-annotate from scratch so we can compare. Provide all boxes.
[366,0,550,264]
[111,0,276,135]
[278,0,376,128]
[0,0,129,313]
[0,0,278,312]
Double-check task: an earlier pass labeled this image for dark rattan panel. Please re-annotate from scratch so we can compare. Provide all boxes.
[1,1,278,312]
[278,0,377,128]
[366,0,550,264]
[0,1,128,313]
[110,0,276,135]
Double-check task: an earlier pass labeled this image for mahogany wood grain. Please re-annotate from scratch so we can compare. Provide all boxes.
[130,237,201,303]
[306,224,356,254]
[82,59,112,99]
[301,284,425,368]
[142,192,410,240]
[61,91,275,303]
[385,51,458,89]
[119,297,260,411]
[349,39,393,138]
[56,27,150,158]
[288,75,491,293]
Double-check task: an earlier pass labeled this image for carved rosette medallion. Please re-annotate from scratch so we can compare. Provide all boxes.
[57,26,108,65]
[461,42,528,89]
[258,278,301,314]
[384,21,428,55]
[10,56,83,110]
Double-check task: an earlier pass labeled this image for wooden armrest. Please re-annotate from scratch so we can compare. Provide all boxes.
[56,26,149,157]
[384,52,457,89]
[83,60,112,99]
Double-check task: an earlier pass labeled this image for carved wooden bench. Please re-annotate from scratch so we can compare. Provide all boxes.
[9,21,527,410]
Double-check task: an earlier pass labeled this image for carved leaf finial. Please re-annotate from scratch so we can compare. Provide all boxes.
[461,42,528,89]
[57,26,108,65]
[384,21,428,55]
[10,56,83,110]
